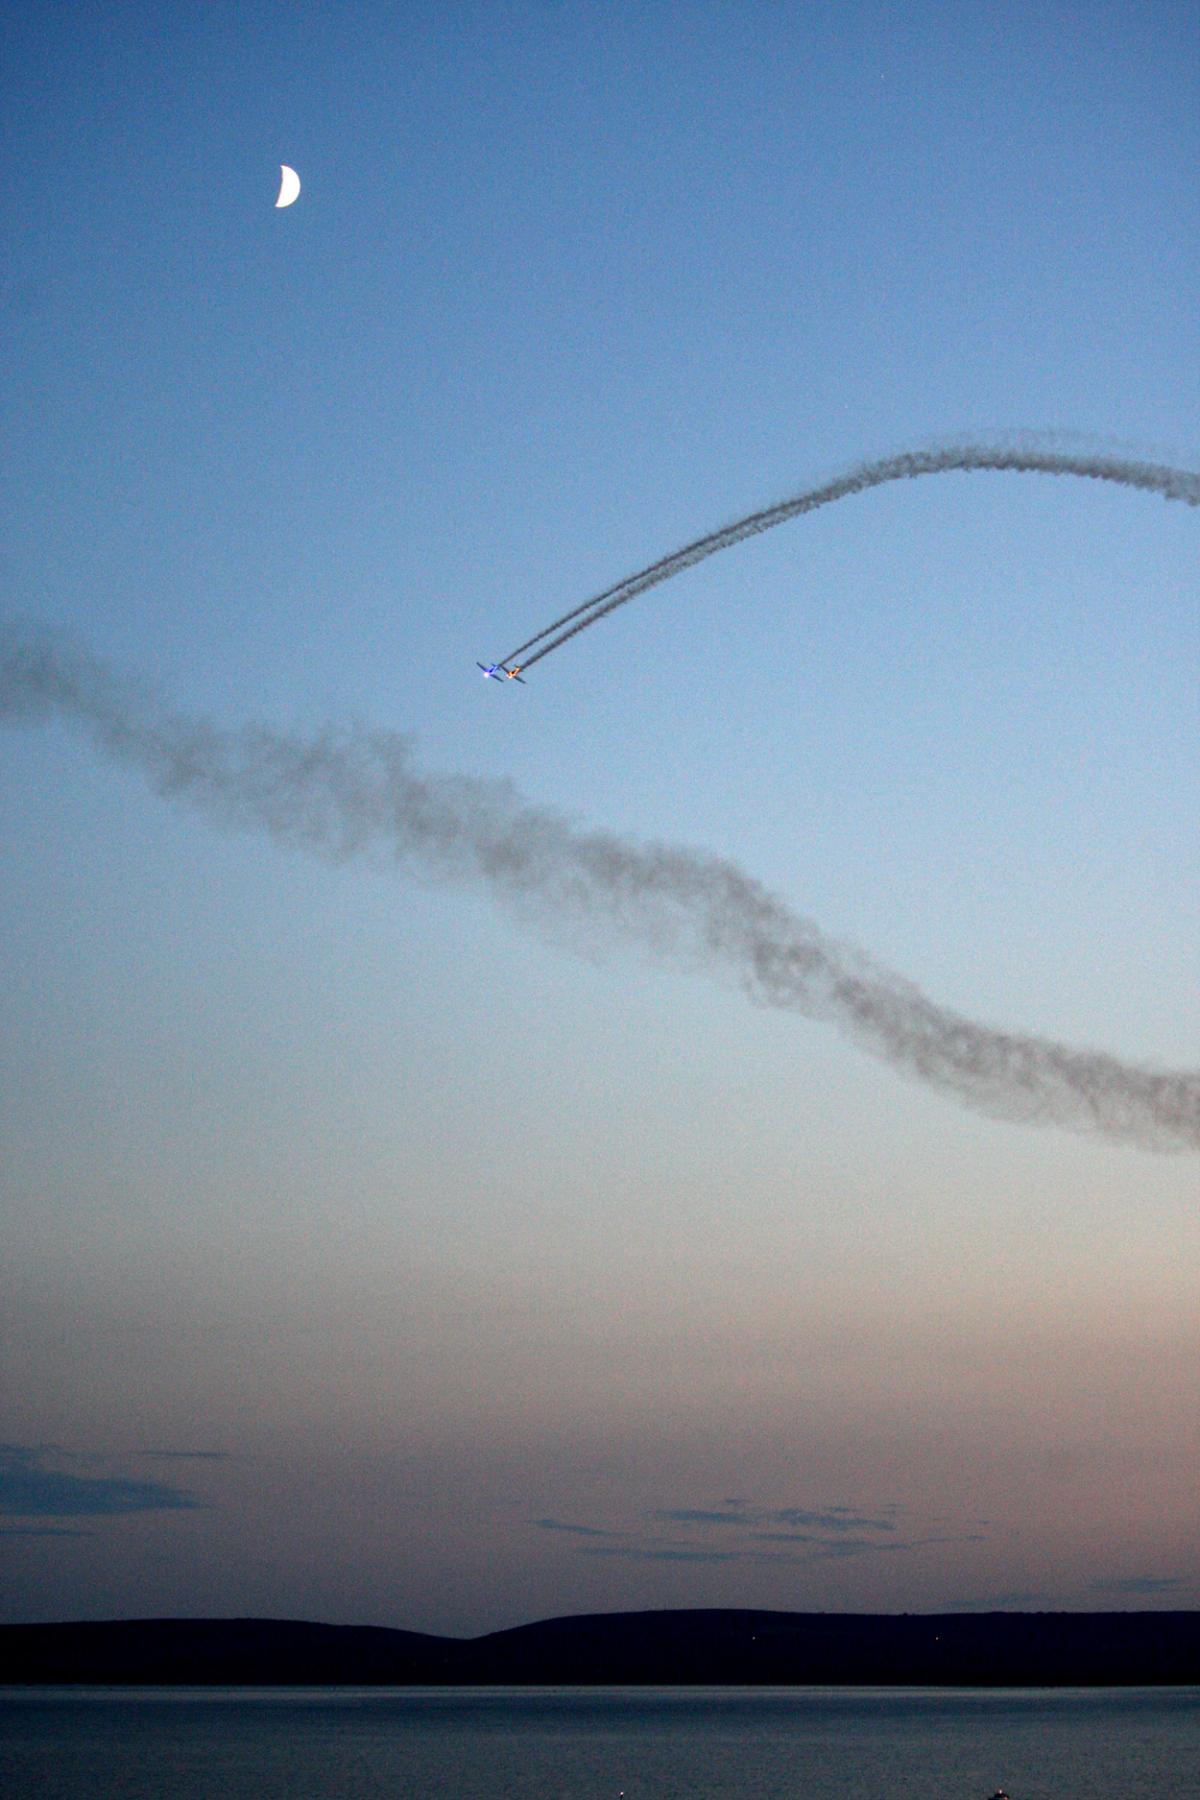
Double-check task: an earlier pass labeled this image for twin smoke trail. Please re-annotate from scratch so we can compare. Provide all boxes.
[501,441,1200,669]
[3,482,1199,1153]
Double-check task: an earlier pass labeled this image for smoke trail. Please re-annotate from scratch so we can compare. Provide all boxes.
[3,623,1197,1153]
[500,442,1200,670]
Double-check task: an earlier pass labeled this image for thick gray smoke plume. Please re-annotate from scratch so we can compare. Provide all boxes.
[3,623,1197,1153]
[502,442,1200,669]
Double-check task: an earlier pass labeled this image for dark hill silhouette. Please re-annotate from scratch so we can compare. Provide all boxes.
[2,1609,1197,1686]
[0,1617,457,1686]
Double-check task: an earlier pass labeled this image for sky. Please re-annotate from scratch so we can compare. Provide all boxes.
[1,0,1197,1638]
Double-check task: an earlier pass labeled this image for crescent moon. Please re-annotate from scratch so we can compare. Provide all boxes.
[275,165,301,208]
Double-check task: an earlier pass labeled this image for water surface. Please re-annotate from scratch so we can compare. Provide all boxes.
[3,1684,1197,1799]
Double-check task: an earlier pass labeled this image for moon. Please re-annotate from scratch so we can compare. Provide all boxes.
[275,165,301,208]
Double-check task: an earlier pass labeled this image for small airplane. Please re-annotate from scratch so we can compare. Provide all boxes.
[476,662,526,684]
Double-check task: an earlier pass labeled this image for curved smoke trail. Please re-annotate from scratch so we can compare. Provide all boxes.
[501,442,1200,670]
[2,623,1197,1153]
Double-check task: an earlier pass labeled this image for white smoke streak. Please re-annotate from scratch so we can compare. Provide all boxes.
[2,623,1196,1152]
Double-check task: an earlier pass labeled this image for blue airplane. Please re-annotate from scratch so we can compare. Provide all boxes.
[476,662,526,684]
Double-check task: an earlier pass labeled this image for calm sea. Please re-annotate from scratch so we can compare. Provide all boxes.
[2,1686,1197,1800]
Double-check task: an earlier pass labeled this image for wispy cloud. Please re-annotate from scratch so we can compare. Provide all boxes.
[0,1444,203,1519]
[652,1508,754,1527]
[139,1450,230,1462]
[653,1503,901,1535]
[534,1517,625,1539]
[0,1524,97,1537]
[1090,1575,1184,1596]
[753,1534,911,1558]
[950,1590,1054,1610]
[745,1530,817,1545]
[768,1507,899,1533]
[534,1497,984,1567]
[582,1546,741,1563]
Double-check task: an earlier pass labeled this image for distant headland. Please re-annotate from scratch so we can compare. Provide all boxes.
[3,1609,1198,1686]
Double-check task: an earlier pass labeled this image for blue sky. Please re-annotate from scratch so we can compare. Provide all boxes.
[1,0,1197,1635]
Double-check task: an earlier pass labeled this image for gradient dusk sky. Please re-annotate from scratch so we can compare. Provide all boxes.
[2,1,1197,1638]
